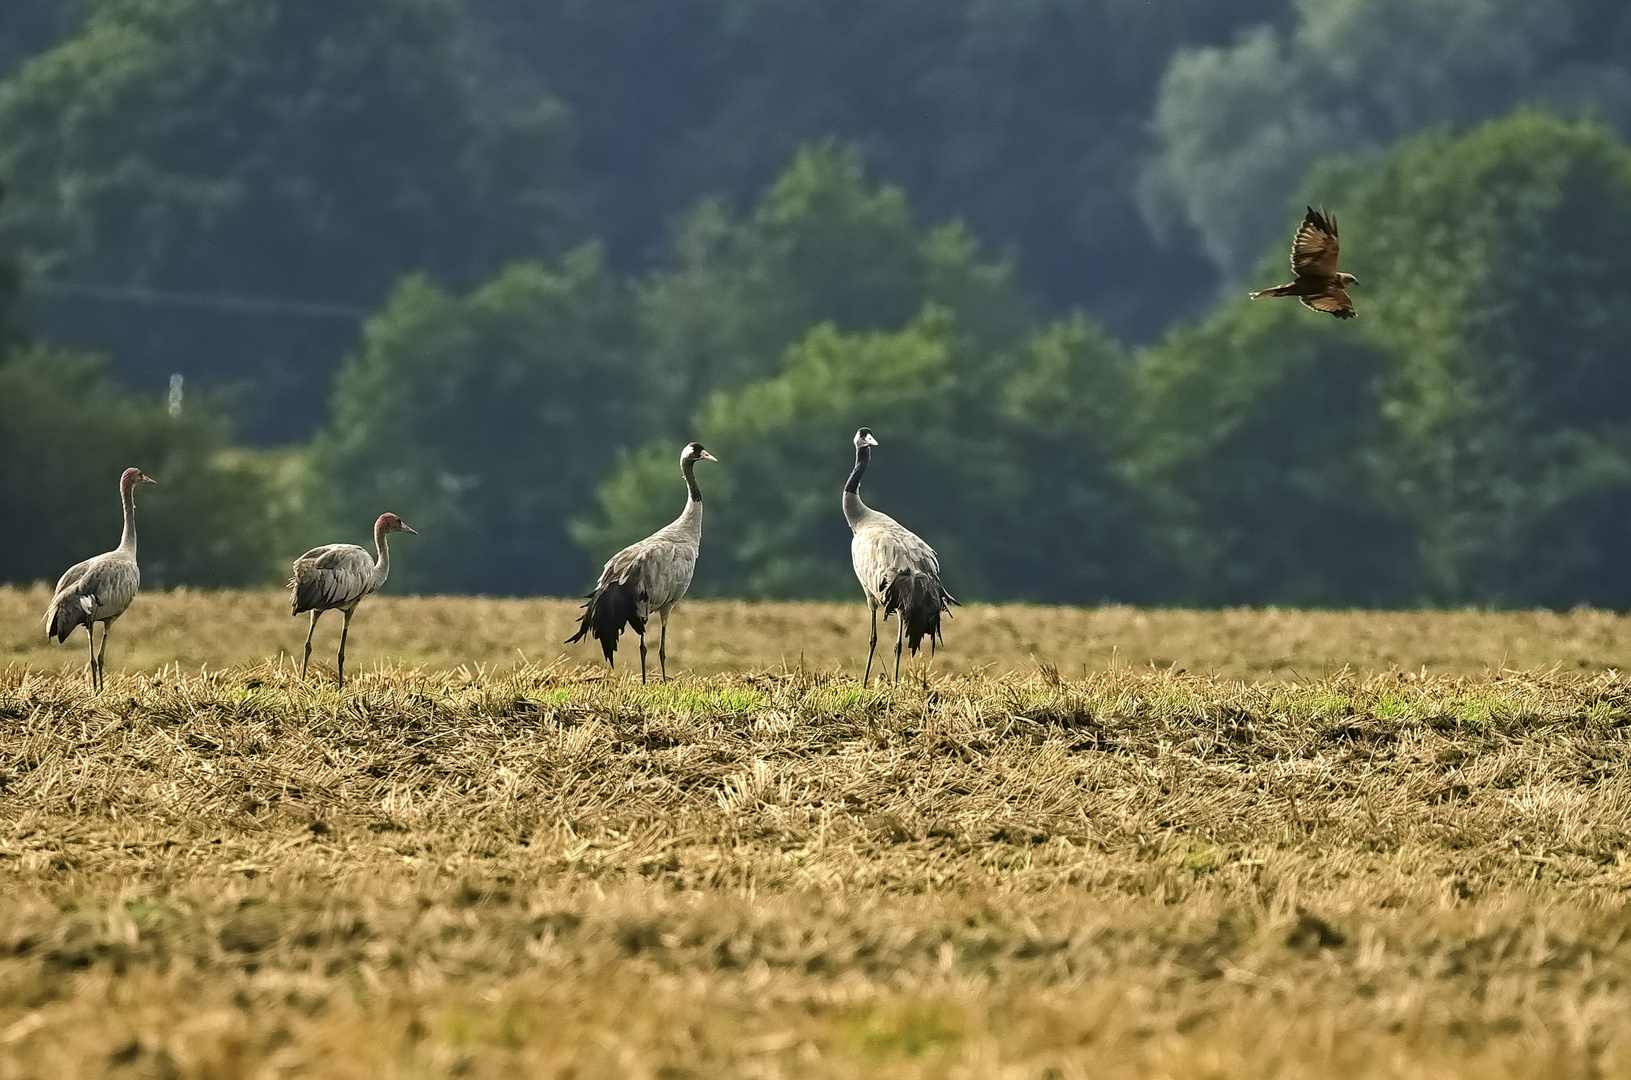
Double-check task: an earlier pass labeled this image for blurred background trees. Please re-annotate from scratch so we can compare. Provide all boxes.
[317,249,637,595]
[0,0,574,440]
[1145,0,1631,285]
[5,0,1631,609]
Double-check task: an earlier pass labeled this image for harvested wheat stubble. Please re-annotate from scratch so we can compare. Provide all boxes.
[8,585,1631,678]
[0,656,1630,1078]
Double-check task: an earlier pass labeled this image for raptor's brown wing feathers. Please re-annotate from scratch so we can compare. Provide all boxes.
[1290,207,1341,280]
[1303,287,1356,319]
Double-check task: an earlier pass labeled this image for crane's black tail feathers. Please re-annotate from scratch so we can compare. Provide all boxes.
[884,572,958,656]
[565,579,646,664]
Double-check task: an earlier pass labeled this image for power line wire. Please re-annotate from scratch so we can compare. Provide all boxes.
[30,280,369,321]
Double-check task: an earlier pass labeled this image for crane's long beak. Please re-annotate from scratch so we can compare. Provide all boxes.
[700,450,718,462]
[400,524,418,535]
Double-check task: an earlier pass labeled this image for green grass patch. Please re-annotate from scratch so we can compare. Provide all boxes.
[633,685,769,715]
[1179,843,1222,876]
[844,1002,964,1060]
[1373,693,1411,721]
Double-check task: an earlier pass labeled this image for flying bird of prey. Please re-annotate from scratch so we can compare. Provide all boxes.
[1249,207,1357,319]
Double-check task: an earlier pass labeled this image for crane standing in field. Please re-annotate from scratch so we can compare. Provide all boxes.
[289,513,417,686]
[843,428,956,683]
[43,466,158,692]
[568,441,717,682]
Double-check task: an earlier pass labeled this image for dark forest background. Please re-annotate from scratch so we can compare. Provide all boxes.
[5,0,1631,607]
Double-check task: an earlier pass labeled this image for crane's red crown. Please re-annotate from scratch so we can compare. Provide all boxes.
[375,512,417,535]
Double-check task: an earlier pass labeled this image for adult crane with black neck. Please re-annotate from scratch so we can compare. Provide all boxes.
[568,441,717,682]
[843,428,956,683]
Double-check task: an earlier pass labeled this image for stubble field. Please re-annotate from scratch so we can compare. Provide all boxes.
[1,587,1630,1078]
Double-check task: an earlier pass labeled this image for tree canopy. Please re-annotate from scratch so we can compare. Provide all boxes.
[0,0,574,440]
[5,3,1631,611]
[0,346,304,587]
[637,143,1029,435]
[1331,111,1631,606]
[478,0,1288,337]
[318,249,637,595]
[1146,0,1631,284]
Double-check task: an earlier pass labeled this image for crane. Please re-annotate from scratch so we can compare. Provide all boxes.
[568,442,717,682]
[843,428,956,683]
[44,467,158,691]
[289,512,416,686]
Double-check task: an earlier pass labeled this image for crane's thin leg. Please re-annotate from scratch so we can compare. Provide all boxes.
[863,601,879,686]
[301,610,321,679]
[639,631,648,685]
[337,609,353,688]
[86,623,99,692]
[893,615,904,682]
[659,619,668,683]
[98,619,114,692]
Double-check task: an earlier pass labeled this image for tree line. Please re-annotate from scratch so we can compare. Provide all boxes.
[3,0,1631,608]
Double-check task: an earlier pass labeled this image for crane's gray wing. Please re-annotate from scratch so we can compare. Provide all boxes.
[595,541,647,591]
[290,544,374,613]
[53,557,95,597]
[636,536,699,612]
[45,551,139,639]
[851,518,941,602]
[597,535,699,613]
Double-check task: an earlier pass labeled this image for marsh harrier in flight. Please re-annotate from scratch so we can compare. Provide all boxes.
[1249,207,1357,319]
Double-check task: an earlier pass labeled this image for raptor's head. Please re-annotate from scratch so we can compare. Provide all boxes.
[1337,272,1359,288]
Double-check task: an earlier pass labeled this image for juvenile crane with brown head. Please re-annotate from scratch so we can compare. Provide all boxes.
[289,512,417,686]
[44,466,158,691]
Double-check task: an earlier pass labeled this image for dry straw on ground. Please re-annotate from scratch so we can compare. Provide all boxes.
[1,590,1630,1077]
[7,586,1631,679]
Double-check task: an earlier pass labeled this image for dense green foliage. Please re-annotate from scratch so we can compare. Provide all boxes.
[580,311,1152,603]
[1129,302,1406,606]
[1147,0,1631,283]
[478,0,1286,336]
[0,1,74,77]
[0,347,304,587]
[0,0,573,439]
[1338,112,1631,607]
[0,179,307,591]
[635,144,1029,437]
[318,251,637,595]
[6,2,1631,609]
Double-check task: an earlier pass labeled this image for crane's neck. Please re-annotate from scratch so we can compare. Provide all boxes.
[843,445,872,531]
[117,477,138,555]
[372,521,391,588]
[675,457,704,537]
